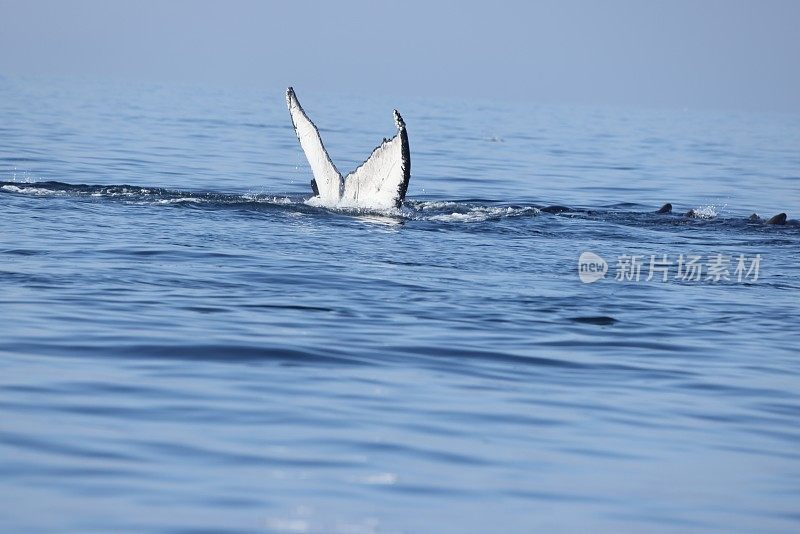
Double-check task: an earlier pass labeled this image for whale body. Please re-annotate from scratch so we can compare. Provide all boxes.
[286,87,411,210]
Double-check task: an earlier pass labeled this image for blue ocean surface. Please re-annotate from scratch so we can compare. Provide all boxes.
[1,77,800,533]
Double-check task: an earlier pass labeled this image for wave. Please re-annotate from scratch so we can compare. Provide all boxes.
[0,180,300,209]
[1,180,797,228]
[0,180,543,223]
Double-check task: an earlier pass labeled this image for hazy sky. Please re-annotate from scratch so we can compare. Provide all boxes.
[1,0,798,111]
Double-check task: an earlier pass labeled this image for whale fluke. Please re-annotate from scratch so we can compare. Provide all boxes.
[656,203,672,214]
[286,87,343,205]
[286,87,411,210]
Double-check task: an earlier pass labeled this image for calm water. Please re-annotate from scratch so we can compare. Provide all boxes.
[1,77,800,533]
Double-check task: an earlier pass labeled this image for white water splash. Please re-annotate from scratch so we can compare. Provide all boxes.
[155,197,203,204]
[423,206,540,222]
[1,184,58,195]
[689,205,719,219]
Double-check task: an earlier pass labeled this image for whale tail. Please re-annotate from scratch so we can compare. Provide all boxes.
[286,87,410,209]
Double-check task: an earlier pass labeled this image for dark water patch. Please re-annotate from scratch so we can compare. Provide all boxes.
[569,315,618,325]
[1,342,373,366]
[678,381,795,399]
[1,431,140,462]
[389,345,586,370]
[240,303,338,313]
[1,248,48,256]
[536,338,695,354]
[182,306,229,314]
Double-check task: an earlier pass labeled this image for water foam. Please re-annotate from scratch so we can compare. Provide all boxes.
[2,184,59,196]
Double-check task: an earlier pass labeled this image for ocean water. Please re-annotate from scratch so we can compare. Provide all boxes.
[1,77,800,533]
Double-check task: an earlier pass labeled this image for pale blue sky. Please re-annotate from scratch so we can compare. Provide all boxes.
[1,0,798,111]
